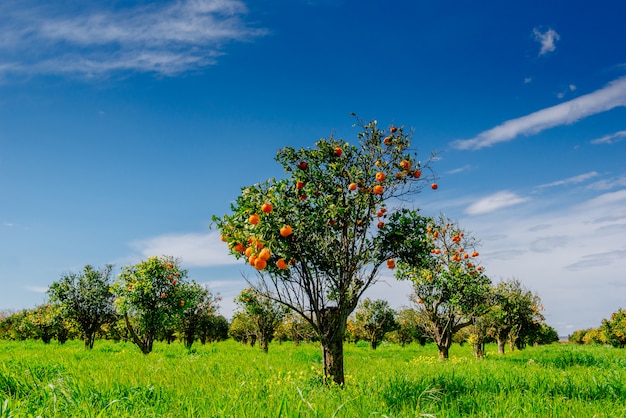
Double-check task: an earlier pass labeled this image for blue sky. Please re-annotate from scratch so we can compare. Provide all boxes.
[1,0,625,337]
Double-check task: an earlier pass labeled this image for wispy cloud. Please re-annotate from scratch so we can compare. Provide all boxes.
[446,165,473,175]
[0,0,266,78]
[465,191,529,215]
[452,76,626,150]
[590,130,626,144]
[25,286,48,294]
[533,27,560,56]
[130,231,237,267]
[537,171,599,189]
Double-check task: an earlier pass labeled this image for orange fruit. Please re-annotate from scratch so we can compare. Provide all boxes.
[233,243,245,253]
[249,213,260,225]
[375,172,386,182]
[472,251,479,257]
[377,221,385,229]
[180,300,185,306]
[276,258,288,270]
[399,160,411,170]
[296,181,305,189]
[349,182,357,191]
[245,247,254,257]
[431,183,438,190]
[417,298,423,304]
[280,225,293,237]
[254,258,267,270]
[334,147,342,156]
[413,170,422,179]
[258,248,271,261]
[249,255,257,266]
[386,259,396,269]
[161,293,166,298]
[390,126,398,133]
[261,203,273,213]
[373,185,384,195]
[383,136,392,145]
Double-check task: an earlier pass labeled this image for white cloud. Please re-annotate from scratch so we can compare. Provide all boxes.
[524,77,533,84]
[465,191,529,215]
[0,0,266,78]
[537,171,599,188]
[590,130,626,144]
[452,76,626,150]
[130,231,237,267]
[581,188,626,207]
[25,286,48,294]
[533,27,560,56]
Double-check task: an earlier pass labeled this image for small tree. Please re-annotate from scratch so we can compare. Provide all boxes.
[48,264,117,349]
[214,117,436,384]
[601,309,626,348]
[235,287,288,352]
[177,282,221,350]
[229,311,257,346]
[113,256,189,354]
[390,308,427,346]
[353,298,396,349]
[389,212,492,359]
[488,278,543,354]
[197,314,229,344]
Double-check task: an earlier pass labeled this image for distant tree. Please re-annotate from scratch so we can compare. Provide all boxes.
[389,308,427,346]
[353,298,397,349]
[112,256,189,354]
[25,304,61,344]
[0,310,29,340]
[524,322,559,346]
[177,282,221,350]
[488,278,544,354]
[582,327,606,345]
[275,312,316,345]
[214,117,436,384]
[48,264,117,349]
[601,309,626,348]
[388,212,491,359]
[568,328,589,344]
[235,287,288,352]
[229,311,257,346]
[197,314,229,344]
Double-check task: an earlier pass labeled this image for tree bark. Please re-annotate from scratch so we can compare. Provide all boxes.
[320,307,347,385]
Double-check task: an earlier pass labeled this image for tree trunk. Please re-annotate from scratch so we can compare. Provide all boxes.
[473,342,485,359]
[497,338,506,355]
[125,313,153,354]
[370,340,378,350]
[319,307,347,386]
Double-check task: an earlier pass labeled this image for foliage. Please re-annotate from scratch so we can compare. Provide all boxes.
[47,264,117,349]
[274,312,317,345]
[601,308,626,348]
[228,311,258,346]
[112,256,190,354]
[387,308,428,346]
[197,314,229,344]
[352,298,397,349]
[487,278,544,354]
[235,287,288,352]
[388,212,492,359]
[176,282,221,350]
[213,116,436,384]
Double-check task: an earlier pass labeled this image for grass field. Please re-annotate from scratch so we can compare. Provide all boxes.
[1,339,625,417]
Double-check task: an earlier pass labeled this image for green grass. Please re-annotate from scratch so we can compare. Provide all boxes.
[1,339,625,417]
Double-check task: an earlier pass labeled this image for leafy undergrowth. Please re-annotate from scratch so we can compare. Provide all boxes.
[1,340,625,417]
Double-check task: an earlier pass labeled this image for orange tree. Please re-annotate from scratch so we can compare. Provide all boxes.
[487,278,544,354]
[213,116,435,385]
[112,255,190,354]
[387,212,492,360]
[353,298,397,350]
[602,309,626,348]
[235,287,288,353]
[47,264,117,349]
